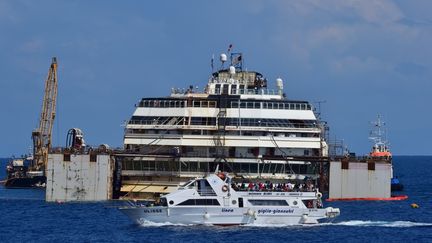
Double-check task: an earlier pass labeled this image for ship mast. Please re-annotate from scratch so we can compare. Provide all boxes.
[31,57,58,171]
[369,115,385,145]
[369,114,391,156]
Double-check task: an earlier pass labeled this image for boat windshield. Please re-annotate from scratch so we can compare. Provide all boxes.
[180,180,195,188]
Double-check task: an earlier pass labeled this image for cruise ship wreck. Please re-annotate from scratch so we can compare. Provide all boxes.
[118,52,330,199]
[44,50,396,202]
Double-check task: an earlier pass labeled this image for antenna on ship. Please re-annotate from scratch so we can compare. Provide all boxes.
[369,114,386,144]
[211,54,215,73]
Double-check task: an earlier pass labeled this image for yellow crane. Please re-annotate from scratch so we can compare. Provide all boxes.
[31,57,58,171]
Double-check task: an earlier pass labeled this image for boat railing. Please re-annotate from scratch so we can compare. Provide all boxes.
[210,87,281,96]
[127,120,320,129]
[332,155,392,163]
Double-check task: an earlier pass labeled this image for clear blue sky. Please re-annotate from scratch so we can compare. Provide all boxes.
[1,0,431,157]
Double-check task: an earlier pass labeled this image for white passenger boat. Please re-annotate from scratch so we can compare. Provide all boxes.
[120,172,340,226]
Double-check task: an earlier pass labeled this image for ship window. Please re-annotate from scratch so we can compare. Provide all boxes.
[231,101,239,108]
[122,160,132,170]
[197,179,217,196]
[133,161,141,170]
[231,84,237,94]
[209,101,216,108]
[262,102,268,109]
[249,163,258,173]
[240,102,246,108]
[160,198,168,207]
[295,104,300,110]
[239,85,245,94]
[248,200,288,206]
[222,84,229,94]
[177,199,220,206]
[247,102,254,109]
[254,102,260,109]
[181,180,194,188]
[215,84,221,94]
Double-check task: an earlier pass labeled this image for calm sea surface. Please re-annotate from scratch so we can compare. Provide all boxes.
[0,156,431,242]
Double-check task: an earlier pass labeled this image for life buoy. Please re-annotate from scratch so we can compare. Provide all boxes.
[317,192,322,199]
[217,172,226,180]
[222,185,229,192]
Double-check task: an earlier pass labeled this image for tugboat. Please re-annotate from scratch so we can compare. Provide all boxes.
[369,115,391,159]
[369,115,403,192]
[4,157,46,188]
[119,170,340,226]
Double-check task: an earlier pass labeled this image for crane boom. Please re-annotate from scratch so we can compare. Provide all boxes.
[32,57,58,171]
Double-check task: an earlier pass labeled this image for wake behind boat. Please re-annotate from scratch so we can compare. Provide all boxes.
[119,172,340,226]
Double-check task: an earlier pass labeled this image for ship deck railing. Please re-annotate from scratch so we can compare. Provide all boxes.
[331,155,392,163]
[126,121,321,130]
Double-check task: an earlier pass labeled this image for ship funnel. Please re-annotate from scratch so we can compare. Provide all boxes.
[276,78,284,96]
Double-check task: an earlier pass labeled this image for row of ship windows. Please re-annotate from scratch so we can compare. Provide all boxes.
[174,199,288,206]
[172,199,289,206]
[128,116,318,128]
[126,129,319,138]
[138,100,312,110]
[231,101,311,110]
[122,160,315,175]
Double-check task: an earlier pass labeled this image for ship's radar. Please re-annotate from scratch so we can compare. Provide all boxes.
[220,53,227,62]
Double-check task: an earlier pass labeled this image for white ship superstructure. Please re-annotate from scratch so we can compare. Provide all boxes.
[121,52,328,198]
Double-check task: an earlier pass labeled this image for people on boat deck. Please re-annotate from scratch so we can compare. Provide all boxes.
[232,180,316,192]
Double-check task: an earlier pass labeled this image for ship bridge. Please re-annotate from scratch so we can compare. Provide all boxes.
[170,69,284,100]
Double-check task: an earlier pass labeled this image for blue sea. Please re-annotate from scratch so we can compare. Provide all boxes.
[1,156,431,242]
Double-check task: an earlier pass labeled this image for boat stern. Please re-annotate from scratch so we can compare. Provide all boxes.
[325,207,340,218]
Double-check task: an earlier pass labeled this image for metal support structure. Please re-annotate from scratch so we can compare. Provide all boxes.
[32,57,58,171]
[212,95,228,168]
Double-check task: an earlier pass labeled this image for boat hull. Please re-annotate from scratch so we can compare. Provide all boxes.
[4,176,46,188]
[120,206,335,226]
